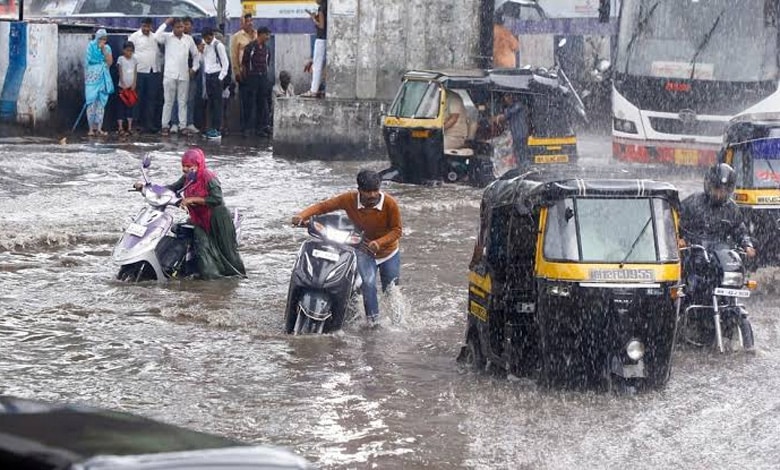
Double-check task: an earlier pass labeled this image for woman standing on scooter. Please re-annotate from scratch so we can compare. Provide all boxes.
[135,148,246,279]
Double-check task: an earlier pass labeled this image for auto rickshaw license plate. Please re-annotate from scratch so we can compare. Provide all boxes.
[714,287,751,298]
[411,130,431,138]
[674,149,699,166]
[534,154,569,164]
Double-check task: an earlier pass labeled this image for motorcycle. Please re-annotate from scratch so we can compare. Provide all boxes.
[680,240,758,353]
[112,155,242,282]
[284,214,363,335]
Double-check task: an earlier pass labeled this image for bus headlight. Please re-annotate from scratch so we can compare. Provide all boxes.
[626,339,645,361]
[613,117,638,134]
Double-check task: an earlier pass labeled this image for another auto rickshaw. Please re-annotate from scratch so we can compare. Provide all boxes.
[719,113,780,264]
[381,67,583,187]
[458,169,683,391]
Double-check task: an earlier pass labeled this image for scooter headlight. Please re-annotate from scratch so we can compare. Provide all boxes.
[324,227,352,244]
[721,272,744,287]
[626,339,645,361]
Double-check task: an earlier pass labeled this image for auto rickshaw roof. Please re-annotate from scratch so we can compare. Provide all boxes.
[400,68,565,93]
[481,168,680,214]
[724,113,780,145]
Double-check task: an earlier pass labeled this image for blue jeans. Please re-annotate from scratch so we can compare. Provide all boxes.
[356,250,400,319]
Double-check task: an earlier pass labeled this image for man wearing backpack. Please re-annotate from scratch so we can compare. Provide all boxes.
[200,28,230,139]
[241,26,272,138]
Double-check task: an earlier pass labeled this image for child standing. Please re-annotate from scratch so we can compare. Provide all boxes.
[116,41,138,136]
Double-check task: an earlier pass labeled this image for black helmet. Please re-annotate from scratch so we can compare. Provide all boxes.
[704,163,736,202]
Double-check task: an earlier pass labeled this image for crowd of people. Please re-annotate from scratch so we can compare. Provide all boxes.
[82,1,329,140]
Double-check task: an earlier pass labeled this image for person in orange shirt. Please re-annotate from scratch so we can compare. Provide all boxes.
[494,13,520,68]
[292,170,403,325]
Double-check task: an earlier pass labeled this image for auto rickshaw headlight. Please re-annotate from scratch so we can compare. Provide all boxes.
[721,272,744,287]
[626,339,645,361]
[548,284,571,297]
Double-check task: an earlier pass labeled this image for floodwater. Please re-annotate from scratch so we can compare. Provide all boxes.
[1,135,779,469]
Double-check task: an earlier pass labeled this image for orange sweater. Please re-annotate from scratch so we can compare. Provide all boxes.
[298,191,403,259]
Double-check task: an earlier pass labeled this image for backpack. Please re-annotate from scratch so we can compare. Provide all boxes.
[213,41,233,90]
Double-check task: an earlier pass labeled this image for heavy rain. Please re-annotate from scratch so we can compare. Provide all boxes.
[1,135,779,468]
[3,0,780,468]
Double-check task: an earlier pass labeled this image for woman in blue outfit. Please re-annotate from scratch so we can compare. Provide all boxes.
[84,29,115,136]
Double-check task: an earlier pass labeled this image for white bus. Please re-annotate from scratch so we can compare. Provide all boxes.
[612,0,780,166]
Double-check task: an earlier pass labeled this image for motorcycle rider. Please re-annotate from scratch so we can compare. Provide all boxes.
[134,148,246,279]
[291,170,403,326]
[679,163,756,258]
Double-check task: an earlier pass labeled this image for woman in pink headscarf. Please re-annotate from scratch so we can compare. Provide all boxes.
[168,147,246,279]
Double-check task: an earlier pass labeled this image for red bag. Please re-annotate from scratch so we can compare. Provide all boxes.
[119,88,138,107]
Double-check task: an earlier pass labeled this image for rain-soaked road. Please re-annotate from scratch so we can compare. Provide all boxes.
[1,135,779,469]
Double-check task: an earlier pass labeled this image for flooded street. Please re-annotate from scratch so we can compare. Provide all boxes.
[1,135,780,469]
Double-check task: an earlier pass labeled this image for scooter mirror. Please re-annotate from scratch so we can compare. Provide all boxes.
[187,171,198,182]
[142,155,152,169]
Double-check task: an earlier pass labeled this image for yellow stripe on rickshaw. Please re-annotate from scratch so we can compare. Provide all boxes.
[468,271,492,293]
[733,189,780,206]
[383,116,443,128]
[527,136,578,146]
[469,300,488,321]
[535,260,681,283]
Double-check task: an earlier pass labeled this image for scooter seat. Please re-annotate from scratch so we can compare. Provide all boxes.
[445,148,474,157]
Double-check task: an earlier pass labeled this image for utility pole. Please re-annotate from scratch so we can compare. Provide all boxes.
[217,0,227,34]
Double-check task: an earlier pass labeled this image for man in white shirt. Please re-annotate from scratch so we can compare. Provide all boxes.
[200,28,229,138]
[156,17,200,135]
[128,17,161,133]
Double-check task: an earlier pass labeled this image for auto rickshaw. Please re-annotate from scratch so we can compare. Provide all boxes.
[458,169,683,391]
[719,112,780,265]
[381,67,583,187]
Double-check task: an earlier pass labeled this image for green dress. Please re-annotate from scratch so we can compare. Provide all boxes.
[169,176,246,279]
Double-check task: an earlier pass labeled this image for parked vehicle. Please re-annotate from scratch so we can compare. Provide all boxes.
[458,169,683,392]
[680,239,757,353]
[284,214,363,335]
[30,0,211,17]
[381,64,584,187]
[0,395,311,469]
[112,155,241,282]
[719,113,780,265]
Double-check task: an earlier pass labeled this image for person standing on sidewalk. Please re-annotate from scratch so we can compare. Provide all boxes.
[230,14,256,134]
[301,0,327,98]
[200,28,229,139]
[128,17,161,133]
[156,17,200,136]
[241,26,272,138]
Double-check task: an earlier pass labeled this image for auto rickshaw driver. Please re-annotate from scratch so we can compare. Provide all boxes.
[443,91,469,151]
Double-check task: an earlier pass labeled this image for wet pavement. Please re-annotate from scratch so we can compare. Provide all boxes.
[1,134,779,468]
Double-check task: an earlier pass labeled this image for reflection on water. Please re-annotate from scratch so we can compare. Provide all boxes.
[0,138,779,468]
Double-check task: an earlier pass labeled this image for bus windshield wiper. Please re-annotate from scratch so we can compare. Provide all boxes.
[622,1,661,75]
[620,215,653,268]
[688,9,726,80]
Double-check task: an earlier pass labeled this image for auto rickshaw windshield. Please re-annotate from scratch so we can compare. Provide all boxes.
[387,80,441,119]
[543,197,679,263]
[732,137,780,188]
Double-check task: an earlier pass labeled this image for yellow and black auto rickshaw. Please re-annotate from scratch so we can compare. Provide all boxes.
[720,113,780,265]
[458,169,683,391]
[381,68,583,187]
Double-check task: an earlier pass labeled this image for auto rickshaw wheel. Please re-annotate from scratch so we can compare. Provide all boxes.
[463,330,486,373]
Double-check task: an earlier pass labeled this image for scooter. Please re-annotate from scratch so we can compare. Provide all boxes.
[680,241,757,352]
[112,155,241,282]
[284,214,363,335]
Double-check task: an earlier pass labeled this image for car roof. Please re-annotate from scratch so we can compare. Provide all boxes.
[0,396,310,469]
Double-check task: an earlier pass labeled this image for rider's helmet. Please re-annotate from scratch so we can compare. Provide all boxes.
[704,163,737,205]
